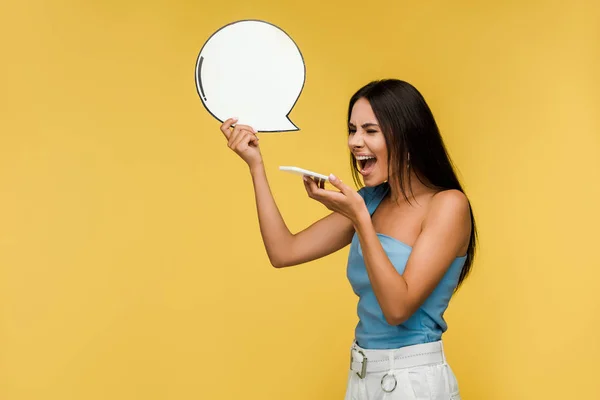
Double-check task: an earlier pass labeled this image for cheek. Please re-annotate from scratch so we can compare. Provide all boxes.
[374,138,388,162]
[376,150,388,166]
[377,153,389,174]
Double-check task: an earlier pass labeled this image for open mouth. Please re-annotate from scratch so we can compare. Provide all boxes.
[356,156,377,176]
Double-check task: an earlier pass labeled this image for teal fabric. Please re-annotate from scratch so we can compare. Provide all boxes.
[346,183,467,349]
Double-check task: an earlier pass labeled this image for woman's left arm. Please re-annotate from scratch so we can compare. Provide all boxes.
[304,175,471,325]
[354,189,472,325]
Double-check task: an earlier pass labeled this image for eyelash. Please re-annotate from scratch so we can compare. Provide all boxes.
[348,129,377,134]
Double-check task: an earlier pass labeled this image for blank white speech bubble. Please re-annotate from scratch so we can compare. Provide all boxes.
[195,20,305,132]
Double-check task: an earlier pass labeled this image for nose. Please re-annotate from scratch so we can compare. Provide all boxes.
[348,130,364,149]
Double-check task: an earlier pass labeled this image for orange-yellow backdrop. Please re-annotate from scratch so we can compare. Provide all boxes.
[1,0,599,399]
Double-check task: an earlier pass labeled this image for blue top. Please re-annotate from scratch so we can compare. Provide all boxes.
[346,182,467,349]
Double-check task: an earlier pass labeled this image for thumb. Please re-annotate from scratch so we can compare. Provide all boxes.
[328,174,348,194]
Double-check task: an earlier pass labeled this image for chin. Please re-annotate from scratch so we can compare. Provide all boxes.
[362,173,386,187]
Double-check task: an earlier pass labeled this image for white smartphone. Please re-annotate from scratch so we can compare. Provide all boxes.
[279,166,329,181]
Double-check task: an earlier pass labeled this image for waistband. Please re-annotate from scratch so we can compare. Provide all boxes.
[350,340,446,378]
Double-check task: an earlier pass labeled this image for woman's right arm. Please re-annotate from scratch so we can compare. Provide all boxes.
[250,162,355,268]
[220,118,355,268]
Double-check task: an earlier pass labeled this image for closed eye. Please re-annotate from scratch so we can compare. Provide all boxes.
[348,122,379,135]
[351,130,378,134]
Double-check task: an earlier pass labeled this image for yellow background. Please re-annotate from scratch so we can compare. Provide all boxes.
[1,0,599,399]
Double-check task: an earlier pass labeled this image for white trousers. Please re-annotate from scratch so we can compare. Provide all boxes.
[344,340,461,400]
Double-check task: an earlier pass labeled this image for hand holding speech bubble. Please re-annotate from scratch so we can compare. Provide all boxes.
[195,20,306,133]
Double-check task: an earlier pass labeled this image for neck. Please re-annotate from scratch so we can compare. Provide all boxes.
[388,169,432,203]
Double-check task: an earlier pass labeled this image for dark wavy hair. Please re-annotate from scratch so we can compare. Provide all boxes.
[348,79,477,288]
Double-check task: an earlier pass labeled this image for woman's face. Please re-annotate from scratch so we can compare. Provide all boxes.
[348,98,389,186]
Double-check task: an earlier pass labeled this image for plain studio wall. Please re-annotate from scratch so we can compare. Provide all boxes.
[1,1,599,399]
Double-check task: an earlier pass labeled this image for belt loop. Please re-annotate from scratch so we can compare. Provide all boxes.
[440,340,447,364]
[380,351,398,394]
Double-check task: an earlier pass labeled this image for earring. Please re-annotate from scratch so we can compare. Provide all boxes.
[407,153,411,169]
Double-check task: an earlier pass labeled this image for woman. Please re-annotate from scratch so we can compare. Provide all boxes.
[219,79,476,399]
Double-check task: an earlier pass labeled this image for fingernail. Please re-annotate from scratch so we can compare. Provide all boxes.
[233,117,239,121]
[303,176,308,182]
[329,174,336,180]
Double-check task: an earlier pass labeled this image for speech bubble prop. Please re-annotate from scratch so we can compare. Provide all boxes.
[195,20,305,132]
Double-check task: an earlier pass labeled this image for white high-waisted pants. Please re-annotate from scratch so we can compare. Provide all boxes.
[344,340,461,400]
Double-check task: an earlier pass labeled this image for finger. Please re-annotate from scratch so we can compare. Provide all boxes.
[303,176,319,197]
[305,177,333,202]
[302,176,312,196]
[327,174,349,194]
[308,177,329,194]
[315,187,344,205]
[220,118,238,139]
[249,130,259,146]
[228,124,245,148]
[236,130,257,151]
[303,175,315,190]
[244,131,260,148]
[234,124,258,134]
[232,130,252,150]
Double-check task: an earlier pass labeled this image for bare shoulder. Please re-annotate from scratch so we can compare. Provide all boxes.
[429,189,470,217]
[424,189,472,252]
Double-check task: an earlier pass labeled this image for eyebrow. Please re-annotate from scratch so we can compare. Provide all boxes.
[348,122,380,128]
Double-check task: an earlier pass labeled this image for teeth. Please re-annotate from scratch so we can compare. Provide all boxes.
[356,155,376,161]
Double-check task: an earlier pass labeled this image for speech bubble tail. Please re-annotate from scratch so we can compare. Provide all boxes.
[267,116,299,132]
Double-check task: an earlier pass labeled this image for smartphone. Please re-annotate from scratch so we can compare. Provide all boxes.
[279,166,329,181]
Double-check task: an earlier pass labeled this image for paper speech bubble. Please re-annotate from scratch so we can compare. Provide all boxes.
[195,20,305,132]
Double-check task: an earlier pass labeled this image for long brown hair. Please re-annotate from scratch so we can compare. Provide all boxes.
[348,79,477,288]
